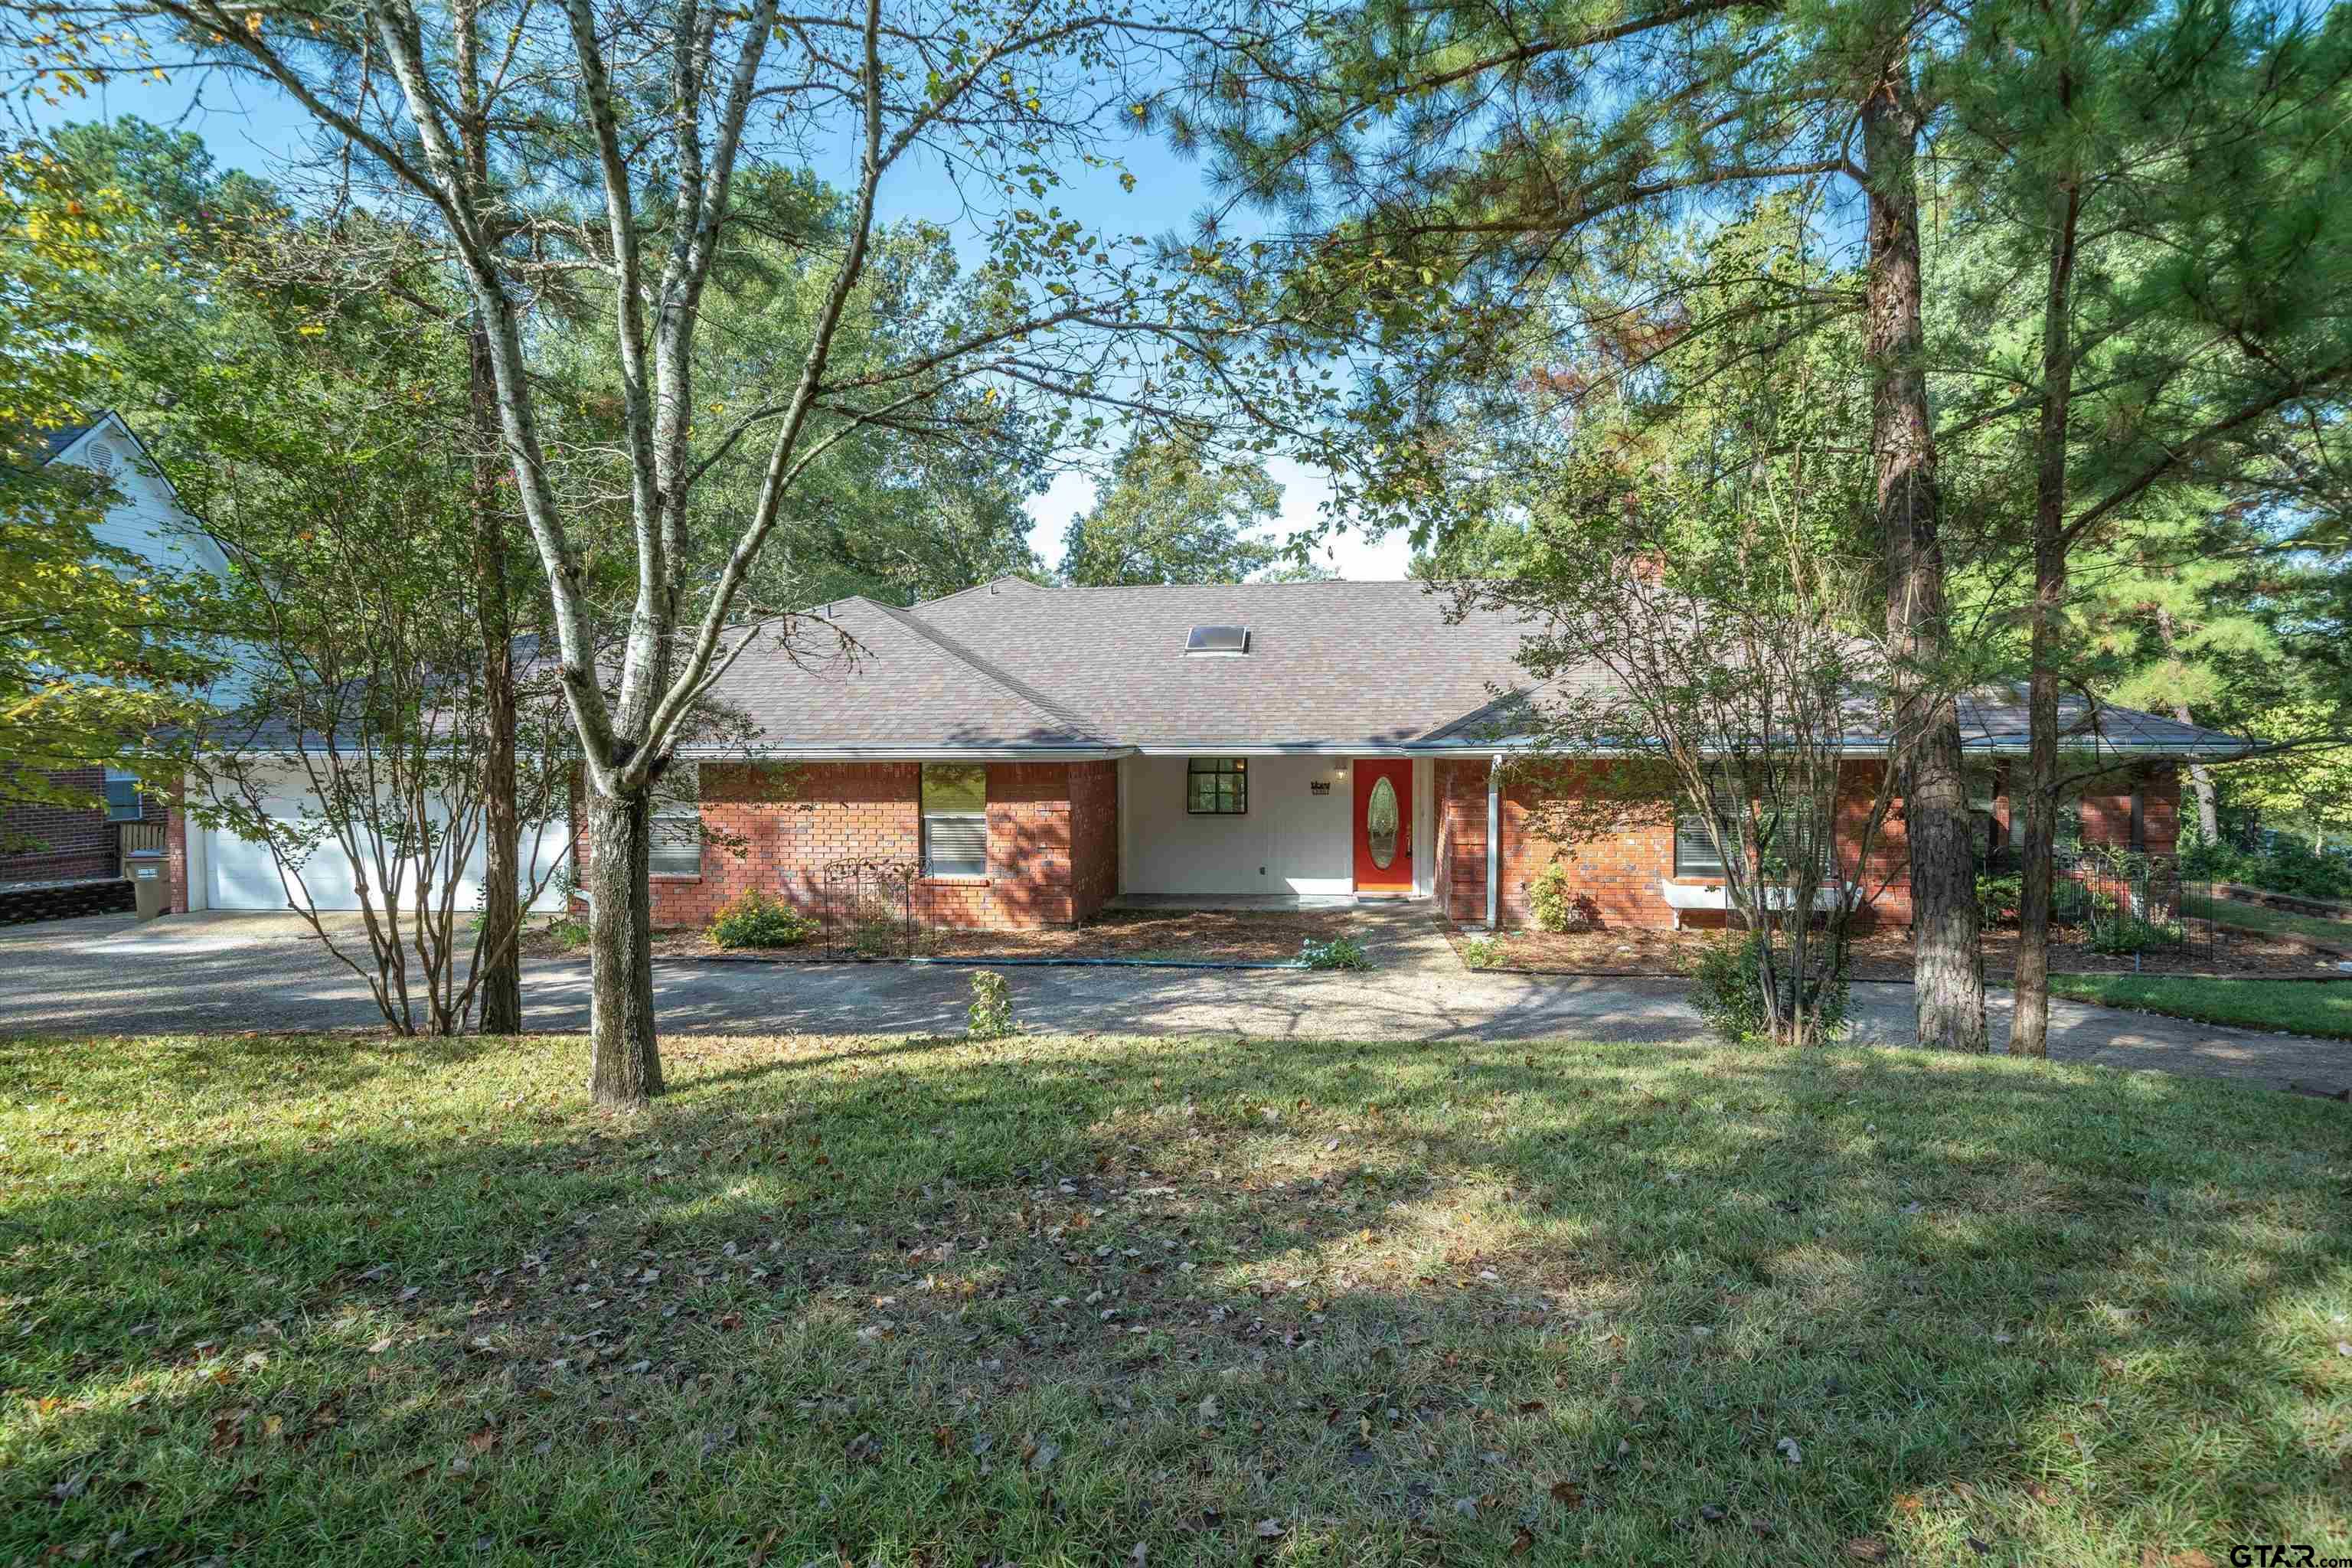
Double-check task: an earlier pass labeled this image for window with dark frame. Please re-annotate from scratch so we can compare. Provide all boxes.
[922,763,988,878]
[1186,757,1247,815]
[102,767,143,825]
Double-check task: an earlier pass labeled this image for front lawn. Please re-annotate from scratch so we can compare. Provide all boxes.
[2049,972,2352,1040]
[2184,892,2352,952]
[4,1031,2347,1565]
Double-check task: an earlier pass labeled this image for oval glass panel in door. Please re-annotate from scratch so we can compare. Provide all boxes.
[1366,776,1400,868]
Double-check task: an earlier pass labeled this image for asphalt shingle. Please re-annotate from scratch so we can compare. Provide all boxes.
[671,577,2252,760]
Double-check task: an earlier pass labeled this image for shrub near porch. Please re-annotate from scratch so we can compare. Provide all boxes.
[5,1031,2347,1565]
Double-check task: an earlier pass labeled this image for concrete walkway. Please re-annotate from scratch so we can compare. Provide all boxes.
[2,906,2345,1096]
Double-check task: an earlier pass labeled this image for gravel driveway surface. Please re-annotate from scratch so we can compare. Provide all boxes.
[3,906,2345,1096]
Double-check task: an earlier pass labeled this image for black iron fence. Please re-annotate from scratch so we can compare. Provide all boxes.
[817,857,939,958]
[1978,847,2216,965]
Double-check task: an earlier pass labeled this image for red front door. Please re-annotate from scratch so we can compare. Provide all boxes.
[1352,760,1413,893]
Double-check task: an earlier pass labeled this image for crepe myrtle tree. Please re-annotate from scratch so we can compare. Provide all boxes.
[9,0,1326,1105]
[172,326,580,1037]
[1433,257,1909,1047]
[1455,506,1909,1050]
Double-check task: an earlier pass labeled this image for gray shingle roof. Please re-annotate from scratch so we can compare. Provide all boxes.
[692,596,1108,752]
[1955,687,2247,754]
[31,420,96,464]
[682,577,2254,760]
[907,578,1534,748]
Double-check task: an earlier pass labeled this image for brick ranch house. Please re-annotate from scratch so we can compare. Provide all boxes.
[560,577,2242,934]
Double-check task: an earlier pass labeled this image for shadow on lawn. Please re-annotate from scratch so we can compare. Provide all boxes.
[5,1031,2347,1566]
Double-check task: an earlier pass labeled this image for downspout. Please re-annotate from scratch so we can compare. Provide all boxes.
[1487,753,1503,930]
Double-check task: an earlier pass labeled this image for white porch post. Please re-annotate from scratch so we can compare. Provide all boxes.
[1486,753,1502,929]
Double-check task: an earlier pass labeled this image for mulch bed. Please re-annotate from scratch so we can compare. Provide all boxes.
[1455,919,2350,980]
[522,906,1365,964]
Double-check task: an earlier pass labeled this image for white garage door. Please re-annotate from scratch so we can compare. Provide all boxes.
[197,769,570,913]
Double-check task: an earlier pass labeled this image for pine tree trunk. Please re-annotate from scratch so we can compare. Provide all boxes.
[2151,612,2221,843]
[1862,70,1987,1053]
[2011,79,2084,1061]
[472,318,524,1037]
[586,786,662,1109]
[2012,548,2066,1059]
[2181,746,2220,843]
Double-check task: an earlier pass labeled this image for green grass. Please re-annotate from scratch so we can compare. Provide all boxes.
[4,1031,2348,1566]
[2184,892,2352,950]
[2048,973,2352,1039]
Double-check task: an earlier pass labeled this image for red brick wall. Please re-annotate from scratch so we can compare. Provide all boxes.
[1835,761,1913,926]
[165,779,190,913]
[574,760,1113,932]
[2079,766,2178,855]
[1442,757,1926,931]
[1436,759,1487,922]
[1067,760,1118,922]
[1,766,168,886]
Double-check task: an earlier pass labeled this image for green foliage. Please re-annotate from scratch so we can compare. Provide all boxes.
[547,182,1047,610]
[966,970,1015,1039]
[1690,933,1851,1047]
[1300,935,1371,970]
[2086,914,2185,957]
[1527,860,1593,933]
[544,916,593,952]
[708,890,817,950]
[2050,881,2117,929]
[0,142,220,802]
[1975,874,2022,927]
[2181,829,2352,900]
[1060,436,1285,586]
[1457,935,1502,969]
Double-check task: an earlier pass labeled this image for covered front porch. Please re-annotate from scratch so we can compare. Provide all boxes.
[1113,753,1437,903]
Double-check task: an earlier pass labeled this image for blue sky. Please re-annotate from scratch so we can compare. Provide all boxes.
[27,68,1409,580]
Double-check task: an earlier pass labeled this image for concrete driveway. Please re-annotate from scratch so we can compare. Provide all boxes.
[2,907,2344,1096]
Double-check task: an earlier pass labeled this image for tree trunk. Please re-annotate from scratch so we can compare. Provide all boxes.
[2012,542,2066,1059]
[1862,70,1987,1053]
[2181,745,2220,843]
[2151,612,2220,844]
[585,786,662,1108]
[2011,51,2084,1062]
[472,318,524,1036]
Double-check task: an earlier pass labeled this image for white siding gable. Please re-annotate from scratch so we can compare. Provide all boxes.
[47,413,230,583]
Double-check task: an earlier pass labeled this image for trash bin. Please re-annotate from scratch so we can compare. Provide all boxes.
[125,851,168,920]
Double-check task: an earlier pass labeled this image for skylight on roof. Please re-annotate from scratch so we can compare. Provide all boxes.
[1184,625,1250,655]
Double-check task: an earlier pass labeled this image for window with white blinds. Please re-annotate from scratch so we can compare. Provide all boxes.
[923,764,988,878]
[1675,782,1833,880]
[650,763,701,877]
[1673,783,1739,877]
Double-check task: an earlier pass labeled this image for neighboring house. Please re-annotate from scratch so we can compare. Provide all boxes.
[545,576,2242,933]
[1,412,227,897]
[7,411,568,920]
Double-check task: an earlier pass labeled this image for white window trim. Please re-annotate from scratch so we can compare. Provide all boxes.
[921,764,988,880]
[650,763,701,877]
